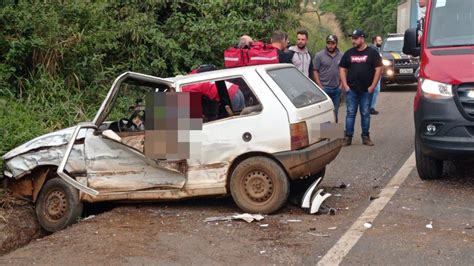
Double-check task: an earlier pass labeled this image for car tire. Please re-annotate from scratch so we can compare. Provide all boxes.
[415,136,443,180]
[230,156,289,214]
[36,178,83,232]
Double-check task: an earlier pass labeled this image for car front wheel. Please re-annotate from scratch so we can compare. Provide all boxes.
[415,136,443,180]
[230,156,289,214]
[36,177,83,232]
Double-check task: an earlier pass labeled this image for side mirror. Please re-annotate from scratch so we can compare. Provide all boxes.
[403,28,420,57]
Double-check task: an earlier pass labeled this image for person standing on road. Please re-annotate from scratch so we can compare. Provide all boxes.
[289,30,314,79]
[369,35,383,115]
[313,34,343,122]
[339,29,382,146]
[271,30,292,63]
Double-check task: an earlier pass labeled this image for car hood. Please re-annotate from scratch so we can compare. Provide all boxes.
[2,126,86,160]
[382,52,410,60]
[423,47,474,85]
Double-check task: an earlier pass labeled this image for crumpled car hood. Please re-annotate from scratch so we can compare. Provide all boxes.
[2,126,86,160]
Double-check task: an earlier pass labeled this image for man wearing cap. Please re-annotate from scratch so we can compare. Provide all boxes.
[339,29,382,146]
[313,34,343,122]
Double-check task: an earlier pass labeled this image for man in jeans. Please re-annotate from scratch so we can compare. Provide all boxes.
[339,29,382,146]
[369,35,383,115]
[313,34,343,122]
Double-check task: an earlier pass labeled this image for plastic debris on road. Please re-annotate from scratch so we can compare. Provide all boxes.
[309,232,330,237]
[204,213,264,223]
[301,178,333,215]
[426,222,433,229]
[82,215,96,221]
[287,219,302,223]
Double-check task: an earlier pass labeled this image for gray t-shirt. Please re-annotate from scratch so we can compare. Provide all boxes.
[313,49,343,88]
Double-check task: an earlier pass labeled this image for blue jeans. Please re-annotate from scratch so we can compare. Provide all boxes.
[370,79,381,110]
[345,89,371,137]
[323,87,341,123]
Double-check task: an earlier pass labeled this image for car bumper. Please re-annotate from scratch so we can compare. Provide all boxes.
[273,138,343,180]
[415,96,474,160]
[382,65,418,84]
[383,74,418,84]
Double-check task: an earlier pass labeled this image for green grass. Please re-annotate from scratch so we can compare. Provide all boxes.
[288,11,352,54]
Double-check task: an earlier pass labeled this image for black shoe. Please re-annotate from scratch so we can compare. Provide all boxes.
[362,135,374,146]
[370,108,379,115]
[342,136,352,146]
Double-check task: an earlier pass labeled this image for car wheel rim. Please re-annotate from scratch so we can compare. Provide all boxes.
[44,190,67,222]
[243,170,274,203]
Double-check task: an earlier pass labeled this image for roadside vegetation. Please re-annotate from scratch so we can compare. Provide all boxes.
[319,0,399,38]
[0,1,300,162]
[0,1,397,169]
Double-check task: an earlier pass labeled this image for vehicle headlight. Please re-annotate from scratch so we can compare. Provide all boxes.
[382,59,392,66]
[420,78,453,99]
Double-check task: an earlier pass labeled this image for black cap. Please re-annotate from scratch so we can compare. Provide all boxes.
[326,34,338,43]
[349,29,366,38]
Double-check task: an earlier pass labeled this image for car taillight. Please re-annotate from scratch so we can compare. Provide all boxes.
[290,121,309,150]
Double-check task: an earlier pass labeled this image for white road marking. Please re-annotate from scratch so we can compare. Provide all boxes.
[317,152,416,266]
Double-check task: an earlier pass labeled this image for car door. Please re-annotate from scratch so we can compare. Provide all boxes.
[84,73,186,193]
[84,129,185,193]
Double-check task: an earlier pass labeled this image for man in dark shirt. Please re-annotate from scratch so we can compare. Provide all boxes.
[271,30,292,63]
[339,29,382,146]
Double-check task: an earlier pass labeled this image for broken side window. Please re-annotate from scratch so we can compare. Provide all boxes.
[181,77,261,123]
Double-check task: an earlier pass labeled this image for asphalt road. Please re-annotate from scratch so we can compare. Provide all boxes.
[1,85,473,265]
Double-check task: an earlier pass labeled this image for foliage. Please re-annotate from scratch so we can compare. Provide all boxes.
[320,0,398,39]
[0,1,299,157]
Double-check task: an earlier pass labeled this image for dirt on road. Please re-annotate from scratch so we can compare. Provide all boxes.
[0,193,358,265]
[0,191,42,255]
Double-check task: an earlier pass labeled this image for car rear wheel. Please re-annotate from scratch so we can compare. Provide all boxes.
[230,156,289,214]
[36,178,83,232]
[415,136,443,180]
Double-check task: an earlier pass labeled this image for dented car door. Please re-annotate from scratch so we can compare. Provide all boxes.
[83,129,186,193]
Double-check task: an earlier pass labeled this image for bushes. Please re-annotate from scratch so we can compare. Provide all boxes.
[0,1,299,156]
[320,0,398,38]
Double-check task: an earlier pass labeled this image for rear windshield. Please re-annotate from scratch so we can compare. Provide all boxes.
[267,67,327,108]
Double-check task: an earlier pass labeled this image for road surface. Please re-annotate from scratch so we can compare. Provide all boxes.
[1,86,473,265]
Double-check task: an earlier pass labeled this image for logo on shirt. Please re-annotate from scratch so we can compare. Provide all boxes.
[350,55,368,63]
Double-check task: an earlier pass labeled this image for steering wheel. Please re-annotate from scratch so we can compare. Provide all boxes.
[117,118,137,132]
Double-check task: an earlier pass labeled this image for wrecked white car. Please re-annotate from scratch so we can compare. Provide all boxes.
[2,64,343,232]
